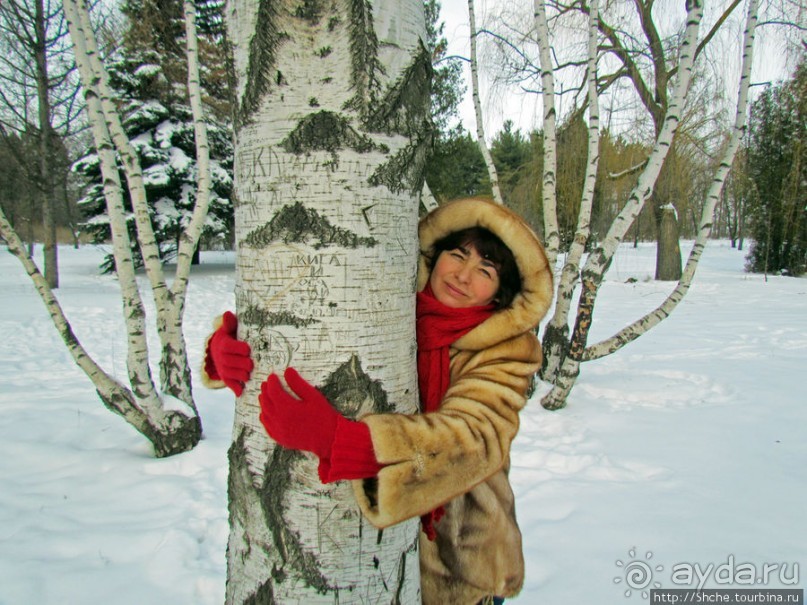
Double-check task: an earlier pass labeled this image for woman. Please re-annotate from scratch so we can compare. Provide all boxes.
[204,197,554,604]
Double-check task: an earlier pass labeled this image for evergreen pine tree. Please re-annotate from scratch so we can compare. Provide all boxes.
[490,120,531,205]
[746,60,806,277]
[422,0,493,204]
[426,127,490,200]
[73,0,233,271]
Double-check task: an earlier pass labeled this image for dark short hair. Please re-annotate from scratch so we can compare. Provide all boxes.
[428,227,521,309]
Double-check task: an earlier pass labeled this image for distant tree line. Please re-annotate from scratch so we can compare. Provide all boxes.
[425,56,805,278]
[1,0,803,279]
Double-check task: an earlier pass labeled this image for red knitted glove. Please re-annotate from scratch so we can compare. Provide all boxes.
[259,368,382,483]
[204,311,253,396]
[259,367,338,459]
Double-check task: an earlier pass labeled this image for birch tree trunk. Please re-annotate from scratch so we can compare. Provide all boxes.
[541,0,599,384]
[225,0,428,601]
[468,0,503,203]
[66,0,213,406]
[538,0,761,409]
[540,0,703,410]
[534,0,560,268]
[22,0,210,456]
[582,0,760,361]
[69,0,201,407]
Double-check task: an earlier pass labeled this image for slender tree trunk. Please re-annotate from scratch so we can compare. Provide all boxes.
[534,0,560,268]
[225,0,428,601]
[541,0,703,410]
[540,0,760,410]
[541,0,600,384]
[34,0,58,289]
[58,0,203,455]
[581,0,759,360]
[468,0,502,204]
[67,0,212,411]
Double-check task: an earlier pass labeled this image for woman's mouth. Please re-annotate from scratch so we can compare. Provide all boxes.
[445,283,466,298]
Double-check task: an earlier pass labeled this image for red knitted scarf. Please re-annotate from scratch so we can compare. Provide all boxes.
[416,284,495,412]
[415,284,494,539]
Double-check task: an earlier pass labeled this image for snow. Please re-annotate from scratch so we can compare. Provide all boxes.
[134,64,161,79]
[1,241,804,604]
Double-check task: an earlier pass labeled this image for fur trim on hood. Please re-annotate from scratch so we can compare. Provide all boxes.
[417,197,553,348]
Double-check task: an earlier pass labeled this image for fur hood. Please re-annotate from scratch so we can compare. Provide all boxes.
[417,197,553,349]
[354,198,553,603]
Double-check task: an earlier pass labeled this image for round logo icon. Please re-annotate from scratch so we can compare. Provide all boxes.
[614,548,664,599]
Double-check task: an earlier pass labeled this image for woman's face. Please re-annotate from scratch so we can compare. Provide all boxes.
[429,244,501,308]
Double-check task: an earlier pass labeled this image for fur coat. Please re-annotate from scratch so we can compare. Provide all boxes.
[353,198,554,604]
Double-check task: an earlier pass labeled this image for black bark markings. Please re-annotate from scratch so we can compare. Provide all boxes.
[321,353,395,417]
[244,201,377,249]
[239,0,287,128]
[230,355,394,600]
[280,110,386,156]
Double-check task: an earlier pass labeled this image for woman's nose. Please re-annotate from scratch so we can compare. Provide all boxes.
[456,264,472,282]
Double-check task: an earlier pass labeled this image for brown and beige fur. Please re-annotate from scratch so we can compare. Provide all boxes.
[353,198,554,604]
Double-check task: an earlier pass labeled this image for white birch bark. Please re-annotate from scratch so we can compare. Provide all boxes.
[225,0,426,601]
[71,0,169,312]
[63,0,159,407]
[66,0,211,407]
[468,0,503,204]
[534,0,560,268]
[0,12,194,455]
[146,0,217,405]
[0,207,164,439]
[57,0,202,454]
[541,0,703,410]
[541,0,600,383]
[177,0,212,289]
[582,0,760,360]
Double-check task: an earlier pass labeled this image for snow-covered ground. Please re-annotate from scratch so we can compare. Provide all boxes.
[1,241,804,604]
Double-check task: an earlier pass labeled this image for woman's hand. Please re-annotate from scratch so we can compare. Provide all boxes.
[258,367,338,458]
[204,311,253,396]
[258,367,382,483]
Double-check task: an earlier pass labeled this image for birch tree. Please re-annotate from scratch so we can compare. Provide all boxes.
[224,0,429,601]
[538,0,761,409]
[541,0,600,384]
[469,0,503,203]
[533,0,560,270]
[0,0,218,456]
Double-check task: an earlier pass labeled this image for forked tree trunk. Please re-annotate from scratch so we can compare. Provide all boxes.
[540,0,761,409]
[541,0,600,384]
[54,0,206,455]
[540,0,704,410]
[225,0,429,601]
